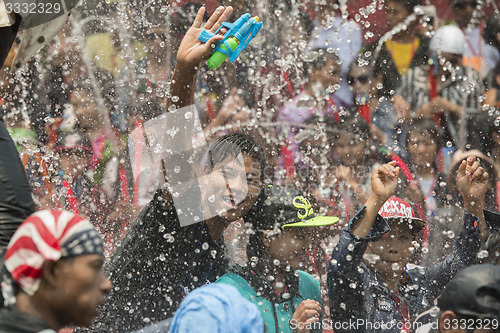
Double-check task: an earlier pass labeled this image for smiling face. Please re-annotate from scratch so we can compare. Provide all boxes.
[203,153,262,223]
[264,227,315,271]
[364,219,416,281]
[50,254,111,328]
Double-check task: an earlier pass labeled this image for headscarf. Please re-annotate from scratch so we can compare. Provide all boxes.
[1,210,103,307]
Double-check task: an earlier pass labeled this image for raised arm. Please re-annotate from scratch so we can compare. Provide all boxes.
[351,161,400,238]
[167,6,233,111]
[456,156,488,239]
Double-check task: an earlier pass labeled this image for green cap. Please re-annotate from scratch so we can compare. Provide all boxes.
[245,185,339,230]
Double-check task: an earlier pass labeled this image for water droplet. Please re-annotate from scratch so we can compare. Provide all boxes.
[349,282,357,289]
[171,96,179,102]
[184,111,192,119]
[301,51,319,62]
[273,259,280,266]
[208,195,215,203]
[477,250,489,259]
[201,242,209,250]
[174,166,181,173]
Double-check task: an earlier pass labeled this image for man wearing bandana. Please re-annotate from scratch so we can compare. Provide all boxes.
[0,209,112,332]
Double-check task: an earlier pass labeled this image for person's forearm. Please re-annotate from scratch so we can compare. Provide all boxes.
[464,198,487,239]
[167,65,198,111]
[351,193,386,238]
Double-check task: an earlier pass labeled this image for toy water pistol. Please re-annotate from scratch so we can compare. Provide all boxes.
[198,13,263,70]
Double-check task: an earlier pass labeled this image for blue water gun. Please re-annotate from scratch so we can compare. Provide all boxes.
[198,13,263,70]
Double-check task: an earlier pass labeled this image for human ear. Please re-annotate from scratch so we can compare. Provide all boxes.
[439,310,459,333]
[41,260,61,288]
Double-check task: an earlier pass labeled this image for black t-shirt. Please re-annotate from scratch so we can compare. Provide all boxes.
[0,308,55,333]
[91,189,228,332]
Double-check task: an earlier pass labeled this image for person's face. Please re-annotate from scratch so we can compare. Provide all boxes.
[364,220,415,280]
[407,132,438,167]
[311,58,341,92]
[204,154,262,222]
[58,150,91,179]
[452,0,478,27]
[437,52,463,76]
[264,227,315,271]
[71,91,100,130]
[51,254,111,327]
[144,27,168,59]
[334,134,366,167]
[348,66,372,96]
[385,1,410,30]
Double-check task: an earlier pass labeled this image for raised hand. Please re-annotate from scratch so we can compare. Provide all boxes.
[176,6,233,69]
[370,161,400,203]
[168,6,233,110]
[291,299,321,333]
[457,156,488,205]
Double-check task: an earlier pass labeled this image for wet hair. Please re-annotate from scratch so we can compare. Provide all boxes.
[385,0,422,15]
[206,132,267,182]
[476,231,500,264]
[405,119,444,156]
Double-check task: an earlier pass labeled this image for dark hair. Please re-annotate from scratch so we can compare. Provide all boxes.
[405,119,444,155]
[386,0,422,15]
[484,14,500,50]
[207,132,267,182]
[303,48,341,76]
[335,114,371,143]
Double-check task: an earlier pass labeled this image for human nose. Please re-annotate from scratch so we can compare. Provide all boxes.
[226,172,248,202]
[100,274,112,294]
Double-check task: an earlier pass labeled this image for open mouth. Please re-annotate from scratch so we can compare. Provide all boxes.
[221,194,244,209]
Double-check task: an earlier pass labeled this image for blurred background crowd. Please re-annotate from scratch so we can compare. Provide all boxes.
[1,0,500,319]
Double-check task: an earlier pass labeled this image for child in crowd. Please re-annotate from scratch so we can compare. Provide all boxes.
[279,49,343,126]
[295,116,338,212]
[347,57,398,149]
[331,115,388,223]
[393,25,484,150]
[404,120,447,219]
[328,158,499,332]
[217,185,339,333]
[309,0,362,106]
[369,0,430,99]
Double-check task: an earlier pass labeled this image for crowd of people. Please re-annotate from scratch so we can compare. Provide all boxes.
[0,0,500,332]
